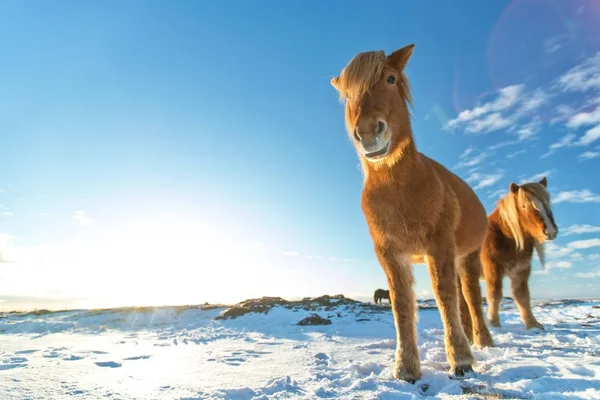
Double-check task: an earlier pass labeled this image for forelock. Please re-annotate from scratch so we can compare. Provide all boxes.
[520,182,551,209]
[337,50,387,102]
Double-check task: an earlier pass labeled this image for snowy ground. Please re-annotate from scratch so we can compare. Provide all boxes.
[1,296,599,399]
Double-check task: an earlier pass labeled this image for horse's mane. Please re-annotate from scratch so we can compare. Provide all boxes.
[336,50,412,105]
[497,182,551,266]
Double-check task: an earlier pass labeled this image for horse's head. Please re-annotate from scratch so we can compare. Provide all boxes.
[508,176,558,243]
[330,44,415,166]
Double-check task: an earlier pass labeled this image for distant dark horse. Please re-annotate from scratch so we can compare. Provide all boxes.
[374,289,390,304]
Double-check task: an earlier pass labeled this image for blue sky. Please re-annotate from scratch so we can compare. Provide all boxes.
[1,0,600,310]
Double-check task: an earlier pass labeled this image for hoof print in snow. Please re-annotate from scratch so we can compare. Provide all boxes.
[95,361,122,368]
[297,314,332,326]
[314,352,330,367]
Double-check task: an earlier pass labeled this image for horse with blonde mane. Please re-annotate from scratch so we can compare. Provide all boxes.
[330,44,493,382]
[480,177,558,330]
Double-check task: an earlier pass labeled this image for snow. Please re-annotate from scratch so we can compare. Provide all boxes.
[1,298,599,399]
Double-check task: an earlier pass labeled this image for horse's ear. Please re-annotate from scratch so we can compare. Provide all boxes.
[330,76,340,91]
[539,176,547,187]
[388,44,415,71]
[509,182,520,194]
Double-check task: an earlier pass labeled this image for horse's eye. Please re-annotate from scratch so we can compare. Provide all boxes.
[387,75,396,84]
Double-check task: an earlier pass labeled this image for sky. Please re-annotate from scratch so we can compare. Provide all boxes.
[1,0,600,311]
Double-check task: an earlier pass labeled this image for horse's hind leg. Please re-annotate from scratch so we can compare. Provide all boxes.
[458,251,494,348]
[510,266,543,330]
[458,279,473,343]
[426,243,474,376]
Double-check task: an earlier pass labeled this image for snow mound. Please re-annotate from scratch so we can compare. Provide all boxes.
[1,297,599,399]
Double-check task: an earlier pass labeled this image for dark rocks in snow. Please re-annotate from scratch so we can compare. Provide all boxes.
[297,314,332,326]
[216,295,360,320]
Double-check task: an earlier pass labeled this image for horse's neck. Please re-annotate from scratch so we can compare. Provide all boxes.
[366,136,418,185]
[492,207,533,251]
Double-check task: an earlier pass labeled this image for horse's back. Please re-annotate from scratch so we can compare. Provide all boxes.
[421,153,488,256]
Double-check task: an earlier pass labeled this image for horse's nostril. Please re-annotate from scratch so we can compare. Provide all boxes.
[377,121,386,136]
[353,129,361,142]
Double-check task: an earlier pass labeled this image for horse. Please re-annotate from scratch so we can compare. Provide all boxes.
[330,44,493,382]
[374,288,390,304]
[480,177,558,330]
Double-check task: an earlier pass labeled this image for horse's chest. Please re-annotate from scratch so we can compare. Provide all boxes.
[362,191,428,244]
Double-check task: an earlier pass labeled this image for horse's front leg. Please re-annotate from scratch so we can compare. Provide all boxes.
[425,243,475,377]
[375,246,421,382]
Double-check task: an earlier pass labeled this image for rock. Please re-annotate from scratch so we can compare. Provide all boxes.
[297,314,332,326]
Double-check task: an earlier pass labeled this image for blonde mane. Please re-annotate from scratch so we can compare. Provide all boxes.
[336,50,413,105]
[497,182,551,266]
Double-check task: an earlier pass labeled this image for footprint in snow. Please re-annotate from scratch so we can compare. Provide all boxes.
[95,361,122,368]
[123,355,151,361]
[63,355,84,361]
[0,356,28,370]
[14,350,38,355]
[224,357,246,366]
[314,352,330,367]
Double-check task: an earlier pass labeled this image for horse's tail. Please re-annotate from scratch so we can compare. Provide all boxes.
[374,293,378,304]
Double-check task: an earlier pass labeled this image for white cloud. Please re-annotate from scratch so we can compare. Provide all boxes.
[506,149,527,159]
[544,35,568,55]
[579,151,599,160]
[466,171,504,190]
[545,239,600,264]
[567,106,600,128]
[521,90,548,113]
[460,146,474,159]
[455,150,488,169]
[550,104,576,125]
[487,188,507,200]
[465,113,513,134]
[562,224,600,236]
[542,133,576,158]
[280,251,299,257]
[570,252,584,260]
[545,243,571,259]
[488,140,519,151]
[575,269,600,278]
[546,260,573,269]
[576,125,600,146]
[445,85,524,133]
[557,52,600,92]
[519,170,552,185]
[554,190,600,204]
[589,254,600,261]
[533,259,573,275]
[567,238,600,250]
[73,211,92,226]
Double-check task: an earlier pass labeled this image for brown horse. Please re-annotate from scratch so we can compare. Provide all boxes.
[480,177,558,330]
[374,288,390,304]
[330,44,493,382]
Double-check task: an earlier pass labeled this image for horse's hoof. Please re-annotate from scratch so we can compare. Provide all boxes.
[474,333,494,348]
[451,364,475,379]
[393,364,421,383]
[526,321,544,330]
[488,319,501,328]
